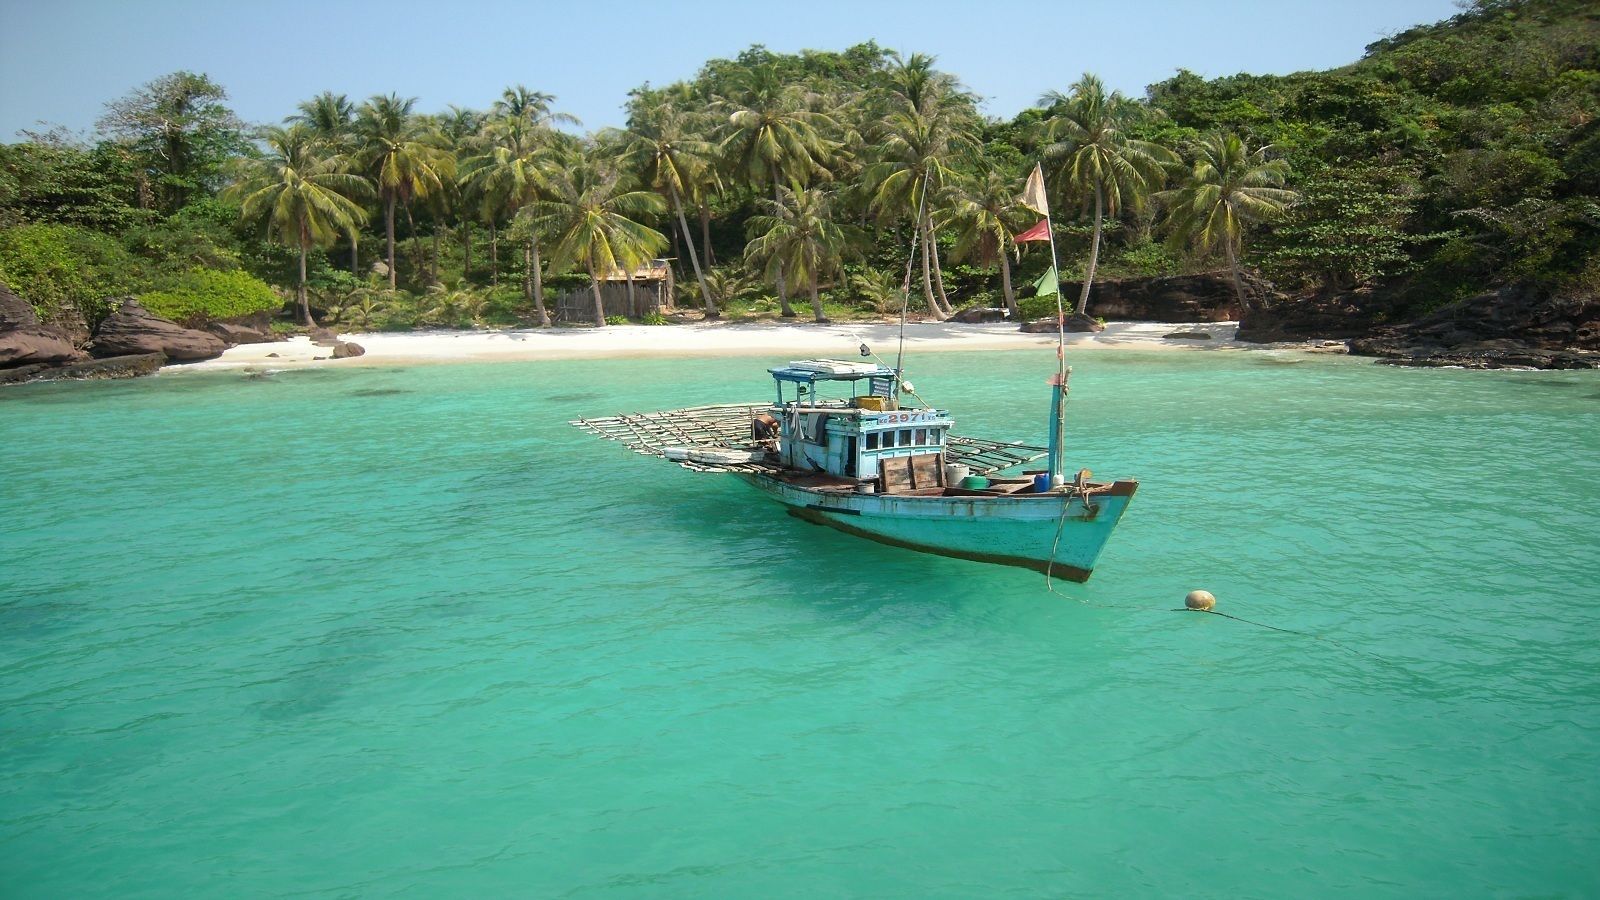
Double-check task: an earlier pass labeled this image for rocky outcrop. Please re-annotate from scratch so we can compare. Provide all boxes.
[331,340,365,358]
[204,321,273,344]
[1164,330,1213,340]
[1071,271,1277,323]
[1020,313,1105,334]
[950,306,1010,323]
[1237,293,1384,343]
[1,281,88,368]
[0,353,166,385]
[1348,285,1600,369]
[88,298,226,361]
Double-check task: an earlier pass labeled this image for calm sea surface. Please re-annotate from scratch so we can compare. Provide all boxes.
[3,348,1598,897]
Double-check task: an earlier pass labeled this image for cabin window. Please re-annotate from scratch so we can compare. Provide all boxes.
[900,429,912,446]
[882,431,895,448]
[914,428,927,445]
[866,432,879,450]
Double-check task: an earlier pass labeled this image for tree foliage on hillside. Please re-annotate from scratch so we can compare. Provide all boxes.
[0,0,1594,331]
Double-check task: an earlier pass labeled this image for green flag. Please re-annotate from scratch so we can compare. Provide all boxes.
[1034,266,1059,299]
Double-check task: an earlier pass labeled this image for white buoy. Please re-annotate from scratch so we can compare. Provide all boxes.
[1185,590,1216,612]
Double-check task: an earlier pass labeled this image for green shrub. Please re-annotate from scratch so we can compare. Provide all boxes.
[641,311,669,325]
[0,222,142,325]
[604,314,628,326]
[1017,292,1065,320]
[139,268,282,326]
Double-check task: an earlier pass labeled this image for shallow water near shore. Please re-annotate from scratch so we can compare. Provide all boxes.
[3,349,1598,897]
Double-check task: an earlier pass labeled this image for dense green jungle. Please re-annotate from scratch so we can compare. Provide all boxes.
[1,0,1595,335]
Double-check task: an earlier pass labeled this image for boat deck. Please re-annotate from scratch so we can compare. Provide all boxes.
[571,402,1051,475]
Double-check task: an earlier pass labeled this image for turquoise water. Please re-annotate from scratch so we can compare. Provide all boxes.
[3,349,1598,897]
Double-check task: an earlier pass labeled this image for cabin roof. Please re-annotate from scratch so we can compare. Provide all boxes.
[769,359,896,384]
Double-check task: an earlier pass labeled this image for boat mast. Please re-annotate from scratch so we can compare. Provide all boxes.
[1035,162,1069,486]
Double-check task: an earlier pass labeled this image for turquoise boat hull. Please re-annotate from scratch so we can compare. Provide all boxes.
[740,474,1137,581]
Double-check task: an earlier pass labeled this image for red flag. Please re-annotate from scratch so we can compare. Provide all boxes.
[1015,219,1051,243]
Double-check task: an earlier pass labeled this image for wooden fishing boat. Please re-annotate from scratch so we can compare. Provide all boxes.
[572,357,1137,581]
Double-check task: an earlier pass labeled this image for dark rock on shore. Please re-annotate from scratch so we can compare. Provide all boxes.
[1164,330,1214,340]
[1019,313,1105,334]
[950,306,1010,323]
[0,353,167,385]
[331,341,365,358]
[1,281,88,368]
[205,321,273,344]
[89,299,226,361]
[1237,293,1383,343]
[1072,271,1275,323]
[1349,285,1600,369]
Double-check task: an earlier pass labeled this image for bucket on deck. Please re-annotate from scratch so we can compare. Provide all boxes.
[961,475,990,490]
[945,463,971,485]
[1033,473,1054,493]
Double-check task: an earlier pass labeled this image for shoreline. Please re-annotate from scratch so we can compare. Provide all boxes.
[178,320,1344,371]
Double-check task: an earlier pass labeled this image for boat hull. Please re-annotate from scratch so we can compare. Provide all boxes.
[739,474,1136,581]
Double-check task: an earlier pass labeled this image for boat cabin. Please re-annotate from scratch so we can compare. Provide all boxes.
[767,360,955,493]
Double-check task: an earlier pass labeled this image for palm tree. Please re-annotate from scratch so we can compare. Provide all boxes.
[718,63,838,317]
[226,125,371,325]
[288,91,360,273]
[1038,74,1177,316]
[619,101,720,318]
[353,94,454,289]
[863,53,979,320]
[1159,131,1299,310]
[524,159,667,327]
[288,91,355,148]
[493,85,580,134]
[745,187,862,323]
[864,109,975,320]
[429,105,484,283]
[461,138,557,324]
[940,168,1031,316]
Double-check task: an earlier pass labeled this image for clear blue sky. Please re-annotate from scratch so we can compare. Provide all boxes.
[0,0,1462,140]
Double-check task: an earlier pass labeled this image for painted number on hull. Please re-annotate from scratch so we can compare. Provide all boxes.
[875,412,938,424]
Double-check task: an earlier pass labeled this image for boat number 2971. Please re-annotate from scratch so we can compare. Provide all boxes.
[874,412,938,424]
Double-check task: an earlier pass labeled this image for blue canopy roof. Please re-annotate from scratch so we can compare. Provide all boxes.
[768,361,897,385]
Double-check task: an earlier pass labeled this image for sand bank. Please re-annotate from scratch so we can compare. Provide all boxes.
[183,320,1337,371]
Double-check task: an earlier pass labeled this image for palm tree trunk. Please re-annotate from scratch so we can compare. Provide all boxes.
[699,204,715,266]
[297,225,316,327]
[1225,239,1251,313]
[385,194,397,289]
[625,269,637,317]
[929,225,954,316]
[1000,249,1017,317]
[431,226,441,284]
[523,240,534,312]
[462,223,472,283]
[918,215,943,320]
[671,182,717,318]
[810,270,827,323]
[405,202,423,282]
[771,162,795,318]
[1075,183,1104,317]
[490,222,499,286]
[531,240,550,326]
[587,263,606,327]
[351,235,359,277]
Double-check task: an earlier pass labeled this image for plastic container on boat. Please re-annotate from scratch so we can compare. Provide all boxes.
[944,463,971,485]
[961,475,990,490]
[1033,473,1054,493]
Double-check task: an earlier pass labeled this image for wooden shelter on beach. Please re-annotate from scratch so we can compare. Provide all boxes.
[554,259,676,322]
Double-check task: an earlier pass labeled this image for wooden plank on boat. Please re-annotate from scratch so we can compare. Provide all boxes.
[881,456,913,493]
[570,402,782,473]
[910,453,942,489]
[944,436,1049,476]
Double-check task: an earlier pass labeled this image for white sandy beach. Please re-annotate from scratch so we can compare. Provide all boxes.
[183,319,1341,371]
